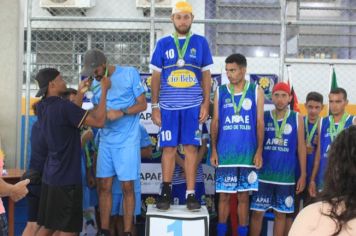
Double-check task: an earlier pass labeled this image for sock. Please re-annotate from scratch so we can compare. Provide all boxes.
[186,190,195,199]
[162,182,172,193]
[237,225,249,236]
[217,223,227,236]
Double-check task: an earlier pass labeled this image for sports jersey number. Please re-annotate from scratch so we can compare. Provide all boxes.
[161,130,172,141]
[165,49,175,59]
[167,220,182,236]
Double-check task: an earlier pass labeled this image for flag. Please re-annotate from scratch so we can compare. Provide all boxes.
[286,65,301,112]
[328,65,338,114]
[330,66,338,91]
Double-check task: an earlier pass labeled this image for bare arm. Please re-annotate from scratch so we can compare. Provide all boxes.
[73,78,92,107]
[0,178,30,201]
[106,93,147,121]
[151,70,162,127]
[296,113,307,194]
[125,93,147,115]
[253,87,265,169]
[197,138,208,164]
[199,70,212,123]
[83,76,110,128]
[141,146,152,159]
[309,121,321,197]
[210,90,219,167]
[151,70,161,105]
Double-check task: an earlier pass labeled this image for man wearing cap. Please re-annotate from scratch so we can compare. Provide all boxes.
[33,68,110,236]
[81,49,147,236]
[249,82,306,236]
[150,0,213,210]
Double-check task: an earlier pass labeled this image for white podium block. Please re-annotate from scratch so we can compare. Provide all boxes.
[145,205,209,236]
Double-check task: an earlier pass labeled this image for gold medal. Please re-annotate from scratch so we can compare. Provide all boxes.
[277,138,284,146]
[313,134,318,145]
[307,144,314,154]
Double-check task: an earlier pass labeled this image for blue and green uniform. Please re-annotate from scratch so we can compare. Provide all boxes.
[215,82,259,193]
[316,114,354,190]
[251,110,298,213]
[296,117,319,184]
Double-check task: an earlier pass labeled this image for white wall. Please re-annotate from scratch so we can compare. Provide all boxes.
[0,0,23,167]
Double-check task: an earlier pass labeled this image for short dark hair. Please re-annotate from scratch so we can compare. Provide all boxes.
[225,53,247,67]
[330,87,347,100]
[306,91,323,104]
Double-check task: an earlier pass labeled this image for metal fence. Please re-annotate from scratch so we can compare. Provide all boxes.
[23,0,356,163]
[24,0,356,87]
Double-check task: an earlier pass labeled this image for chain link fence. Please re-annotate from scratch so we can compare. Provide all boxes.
[23,0,356,99]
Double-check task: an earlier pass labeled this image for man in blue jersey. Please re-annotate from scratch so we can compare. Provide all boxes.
[309,87,356,197]
[285,91,324,234]
[172,123,209,206]
[110,124,152,236]
[34,68,110,236]
[250,82,306,236]
[210,54,264,236]
[150,1,213,210]
[81,49,147,236]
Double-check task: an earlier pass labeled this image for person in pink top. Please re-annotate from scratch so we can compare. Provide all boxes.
[0,152,30,235]
[289,126,356,236]
[0,156,6,235]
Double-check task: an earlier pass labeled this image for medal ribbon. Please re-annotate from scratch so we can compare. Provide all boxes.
[84,143,92,168]
[173,32,192,60]
[229,82,249,115]
[329,113,348,141]
[272,110,289,139]
[305,116,319,145]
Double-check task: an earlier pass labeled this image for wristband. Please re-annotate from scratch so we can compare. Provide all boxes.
[151,103,160,109]
[121,108,128,115]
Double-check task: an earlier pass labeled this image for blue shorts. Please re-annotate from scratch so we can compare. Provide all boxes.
[82,186,98,209]
[215,167,258,193]
[111,192,141,216]
[172,181,206,205]
[96,144,140,180]
[250,181,295,213]
[159,106,201,147]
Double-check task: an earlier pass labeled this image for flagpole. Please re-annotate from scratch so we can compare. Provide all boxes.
[328,64,334,115]
[286,64,292,85]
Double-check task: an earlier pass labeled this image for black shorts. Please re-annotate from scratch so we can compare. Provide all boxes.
[38,183,83,232]
[27,184,41,222]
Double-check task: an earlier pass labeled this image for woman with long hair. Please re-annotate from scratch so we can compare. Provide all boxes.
[289,126,356,235]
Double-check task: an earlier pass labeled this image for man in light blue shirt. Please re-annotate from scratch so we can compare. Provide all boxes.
[81,49,147,236]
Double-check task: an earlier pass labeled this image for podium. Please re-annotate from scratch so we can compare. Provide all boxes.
[145,205,209,236]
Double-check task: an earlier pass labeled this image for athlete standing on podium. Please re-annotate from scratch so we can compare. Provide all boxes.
[150,1,214,211]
